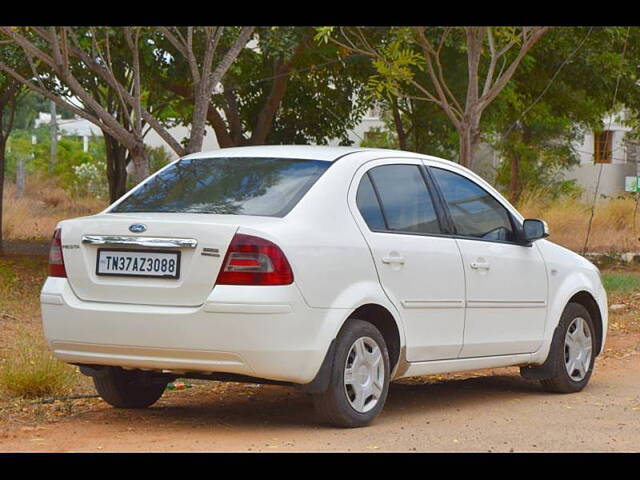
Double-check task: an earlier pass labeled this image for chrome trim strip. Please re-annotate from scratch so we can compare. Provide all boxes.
[466,300,547,309]
[401,299,465,309]
[81,235,197,249]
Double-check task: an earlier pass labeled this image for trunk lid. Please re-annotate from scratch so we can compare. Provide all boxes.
[60,213,242,306]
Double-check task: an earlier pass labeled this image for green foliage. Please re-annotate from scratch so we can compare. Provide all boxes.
[369,40,424,98]
[359,127,399,150]
[11,92,74,131]
[486,27,640,196]
[314,27,335,44]
[147,144,173,174]
[602,271,640,293]
[216,26,374,146]
[6,126,109,198]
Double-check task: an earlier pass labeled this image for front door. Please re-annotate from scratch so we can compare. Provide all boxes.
[428,165,548,357]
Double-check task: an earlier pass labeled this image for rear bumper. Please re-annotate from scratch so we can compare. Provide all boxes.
[40,277,339,384]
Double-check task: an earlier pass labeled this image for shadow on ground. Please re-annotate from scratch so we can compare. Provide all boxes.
[75,370,549,430]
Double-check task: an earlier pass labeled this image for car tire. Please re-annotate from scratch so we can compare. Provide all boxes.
[312,319,390,428]
[540,302,596,394]
[93,367,167,409]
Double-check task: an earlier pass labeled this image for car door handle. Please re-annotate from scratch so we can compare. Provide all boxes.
[470,261,490,270]
[382,256,406,265]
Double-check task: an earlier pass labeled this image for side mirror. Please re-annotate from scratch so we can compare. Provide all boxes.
[523,219,549,243]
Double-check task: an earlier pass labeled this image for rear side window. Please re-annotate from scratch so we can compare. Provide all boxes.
[112,157,330,217]
[367,164,441,234]
[431,167,515,242]
[356,174,386,231]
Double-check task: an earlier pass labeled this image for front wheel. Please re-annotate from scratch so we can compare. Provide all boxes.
[312,320,390,428]
[540,303,596,393]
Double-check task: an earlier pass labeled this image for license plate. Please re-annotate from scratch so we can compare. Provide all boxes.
[96,249,180,279]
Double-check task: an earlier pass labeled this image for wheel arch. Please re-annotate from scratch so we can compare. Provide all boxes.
[343,303,403,374]
[568,290,604,356]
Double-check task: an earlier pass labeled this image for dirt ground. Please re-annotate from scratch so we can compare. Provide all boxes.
[1,331,638,453]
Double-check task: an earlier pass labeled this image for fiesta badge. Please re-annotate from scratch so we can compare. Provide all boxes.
[129,224,147,233]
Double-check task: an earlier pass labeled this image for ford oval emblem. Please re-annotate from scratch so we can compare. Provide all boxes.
[129,223,147,233]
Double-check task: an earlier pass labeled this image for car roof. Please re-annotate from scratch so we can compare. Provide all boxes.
[182,145,438,162]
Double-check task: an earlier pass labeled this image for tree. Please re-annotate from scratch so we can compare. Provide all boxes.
[0,27,254,182]
[367,94,459,158]
[486,27,640,201]
[0,76,22,254]
[0,27,254,201]
[156,27,372,148]
[0,38,35,254]
[153,26,255,153]
[318,26,550,168]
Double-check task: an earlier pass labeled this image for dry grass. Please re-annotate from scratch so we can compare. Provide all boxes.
[2,176,106,241]
[0,255,90,402]
[516,189,640,253]
[0,326,77,399]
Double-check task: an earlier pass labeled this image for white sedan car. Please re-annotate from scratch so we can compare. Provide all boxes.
[41,146,607,427]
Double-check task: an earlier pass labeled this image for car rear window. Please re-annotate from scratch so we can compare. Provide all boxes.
[111,157,331,217]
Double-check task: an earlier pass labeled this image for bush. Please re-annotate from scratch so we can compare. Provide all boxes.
[0,328,77,399]
[72,162,108,198]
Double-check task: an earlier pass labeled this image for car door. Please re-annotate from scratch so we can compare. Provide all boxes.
[427,164,548,358]
[350,160,466,362]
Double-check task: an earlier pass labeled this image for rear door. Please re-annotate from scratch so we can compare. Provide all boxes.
[427,165,548,357]
[350,159,466,362]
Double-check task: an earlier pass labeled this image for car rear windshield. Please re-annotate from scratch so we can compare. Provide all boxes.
[111,157,331,217]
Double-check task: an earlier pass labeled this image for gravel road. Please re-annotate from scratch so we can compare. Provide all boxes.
[1,332,638,453]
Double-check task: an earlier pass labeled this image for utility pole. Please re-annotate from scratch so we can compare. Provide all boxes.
[49,100,57,174]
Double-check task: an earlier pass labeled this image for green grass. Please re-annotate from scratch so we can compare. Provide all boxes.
[602,271,640,294]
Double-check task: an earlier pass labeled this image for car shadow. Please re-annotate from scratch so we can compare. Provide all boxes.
[79,370,550,430]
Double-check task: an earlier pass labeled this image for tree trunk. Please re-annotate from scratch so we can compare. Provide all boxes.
[129,142,149,183]
[391,101,408,151]
[104,132,128,203]
[458,118,481,169]
[508,152,521,204]
[0,137,5,255]
[459,126,472,168]
[49,100,57,173]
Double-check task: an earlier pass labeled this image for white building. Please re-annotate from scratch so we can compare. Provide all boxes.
[562,114,640,197]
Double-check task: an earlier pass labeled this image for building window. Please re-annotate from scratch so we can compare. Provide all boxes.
[594,130,613,164]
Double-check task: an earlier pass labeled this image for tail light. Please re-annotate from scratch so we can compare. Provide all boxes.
[216,233,293,286]
[48,228,67,278]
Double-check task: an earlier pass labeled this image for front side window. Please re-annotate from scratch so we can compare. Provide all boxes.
[431,167,515,242]
[112,157,330,217]
[366,164,441,234]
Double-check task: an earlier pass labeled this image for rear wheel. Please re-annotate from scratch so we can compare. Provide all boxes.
[312,320,390,428]
[540,303,596,393]
[93,367,167,409]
